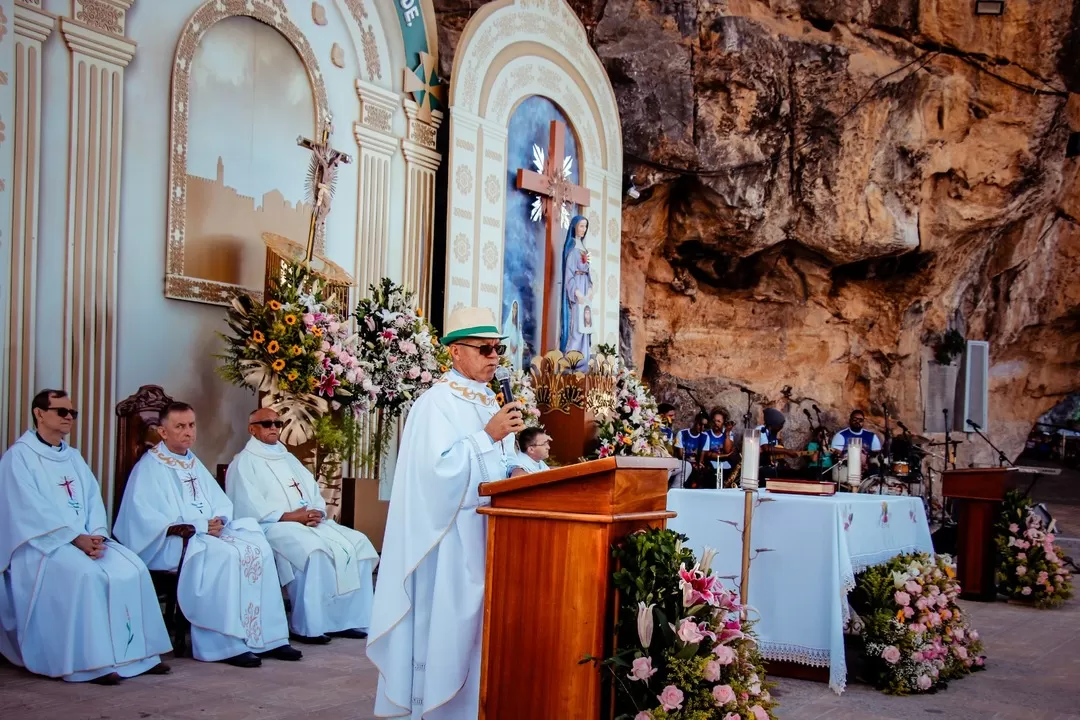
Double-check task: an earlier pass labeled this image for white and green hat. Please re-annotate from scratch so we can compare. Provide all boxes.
[440,306,505,345]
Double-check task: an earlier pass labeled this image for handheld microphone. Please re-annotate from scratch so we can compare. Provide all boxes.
[966,419,980,431]
[494,366,515,407]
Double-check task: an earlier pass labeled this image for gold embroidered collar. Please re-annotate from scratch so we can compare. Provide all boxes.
[441,372,497,408]
[150,444,196,471]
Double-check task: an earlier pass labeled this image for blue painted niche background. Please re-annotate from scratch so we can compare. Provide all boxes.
[502,95,580,371]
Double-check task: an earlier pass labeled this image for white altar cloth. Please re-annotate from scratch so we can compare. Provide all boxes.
[667,489,934,693]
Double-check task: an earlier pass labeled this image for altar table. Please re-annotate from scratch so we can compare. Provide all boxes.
[667,489,934,693]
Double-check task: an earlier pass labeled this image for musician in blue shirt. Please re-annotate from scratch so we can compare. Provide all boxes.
[675,412,711,464]
[830,410,882,463]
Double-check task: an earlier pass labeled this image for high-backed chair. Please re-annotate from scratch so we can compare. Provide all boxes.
[114,385,195,656]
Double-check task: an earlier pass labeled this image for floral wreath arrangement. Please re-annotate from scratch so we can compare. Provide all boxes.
[847,552,986,695]
[218,263,369,445]
[586,529,776,720]
[488,355,542,429]
[591,351,669,460]
[995,490,1073,607]
[353,278,449,467]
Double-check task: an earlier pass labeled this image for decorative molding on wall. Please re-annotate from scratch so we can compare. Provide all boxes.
[442,0,624,353]
[60,1,135,510]
[1,2,54,448]
[164,0,331,306]
[400,97,442,315]
[356,77,396,134]
[72,0,131,36]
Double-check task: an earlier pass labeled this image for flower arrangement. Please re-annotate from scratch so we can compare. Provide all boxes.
[488,355,542,428]
[995,490,1073,607]
[848,552,986,695]
[353,279,449,463]
[592,355,669,459]
[586,529,776,720]
[218,263,368,444]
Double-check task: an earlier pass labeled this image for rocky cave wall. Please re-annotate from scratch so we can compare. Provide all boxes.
[435,0,1080,462]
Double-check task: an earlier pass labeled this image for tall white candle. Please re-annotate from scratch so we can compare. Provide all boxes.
[741,429,761,491]
[848,437,863,487]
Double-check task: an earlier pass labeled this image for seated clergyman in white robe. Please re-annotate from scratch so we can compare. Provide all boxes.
[0,389,171,684]
[507,427,552,477]
[369,307,523,720]
[114,402,300,668]
[226,409,379,643]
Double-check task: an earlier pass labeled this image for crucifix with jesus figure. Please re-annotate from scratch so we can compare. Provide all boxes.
[516,120,590,353]
[297,119,353,263]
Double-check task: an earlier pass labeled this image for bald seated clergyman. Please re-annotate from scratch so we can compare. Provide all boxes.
[0,389,172,685]
[114,401,301,668]
[226,408,379,644]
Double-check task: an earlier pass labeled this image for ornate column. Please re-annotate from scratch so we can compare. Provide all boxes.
[352,79,398,483]
[400,99,442,316]
[352,79,398,298]
[60,0,135,498]
[1,2,54,448]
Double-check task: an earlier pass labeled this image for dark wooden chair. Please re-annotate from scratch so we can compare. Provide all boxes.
[115,385,195,656]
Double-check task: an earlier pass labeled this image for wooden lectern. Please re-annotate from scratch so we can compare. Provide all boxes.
[477,456,676,720]
[942,467,1012,601]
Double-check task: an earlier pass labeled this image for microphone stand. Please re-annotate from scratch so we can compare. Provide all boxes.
[883,405,892,467]
[943,409,955,470]
[741,389,753,430]
[966,421,1014,468]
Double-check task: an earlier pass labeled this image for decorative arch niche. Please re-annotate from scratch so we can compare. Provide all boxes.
[164,0,332,304]
[443,0,624,351]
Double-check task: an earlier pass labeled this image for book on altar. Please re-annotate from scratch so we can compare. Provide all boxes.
[765,478,837,496]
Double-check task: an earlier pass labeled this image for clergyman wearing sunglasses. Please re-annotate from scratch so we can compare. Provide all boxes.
[368,306,524,718]
[223,407,379,644]
[0,388,173,684]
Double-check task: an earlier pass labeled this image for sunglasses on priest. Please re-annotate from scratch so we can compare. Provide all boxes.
[252,420,286,428]
[46,407,79,420]
[457,342,507,357]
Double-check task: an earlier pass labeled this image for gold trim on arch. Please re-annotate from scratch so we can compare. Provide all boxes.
[479,41,608,169]
[163,0,331,307]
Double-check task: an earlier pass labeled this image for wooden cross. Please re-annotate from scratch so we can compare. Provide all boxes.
[297,119,352,262]
[516,120,591,353]
[181,474,200,501]
[288,479,305,499]
[58,477,76,499]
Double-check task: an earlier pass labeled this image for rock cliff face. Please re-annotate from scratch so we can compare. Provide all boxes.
[436,0,1080,461]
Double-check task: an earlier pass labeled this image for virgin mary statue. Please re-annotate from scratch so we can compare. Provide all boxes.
[560,215,593,370]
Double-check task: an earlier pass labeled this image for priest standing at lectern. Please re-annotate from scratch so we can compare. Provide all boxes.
[0,389,172,684]
[114,402,301,668]
[226,408,379,644]
[368,307,524,719]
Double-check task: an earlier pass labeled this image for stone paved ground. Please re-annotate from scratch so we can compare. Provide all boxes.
[4,465,1077,720]
[3,592,1078,720]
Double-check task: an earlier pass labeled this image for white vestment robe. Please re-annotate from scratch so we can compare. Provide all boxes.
[508,451,549,474]
[113,443,290,662]
[0,432,170,681]
[226,437,379,636]
[368,370,515,719]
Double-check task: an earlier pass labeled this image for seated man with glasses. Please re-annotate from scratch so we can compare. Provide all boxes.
[509,427,552,476]
[830,410,882,467]
[225,408,379,644]
[0,389,172,684]
[370,306,524,720]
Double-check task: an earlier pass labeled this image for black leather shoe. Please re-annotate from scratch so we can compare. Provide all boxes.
[90,672,122,685]
[258,644,303,661]
[327,628,368,640]
[221,651,262,668]
[291,633,332,645]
